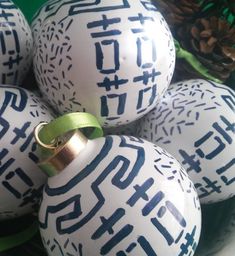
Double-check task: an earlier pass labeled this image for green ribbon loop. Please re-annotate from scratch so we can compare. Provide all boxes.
[0,220,38,252]
[38,112,103,145]
[174,39,223,84]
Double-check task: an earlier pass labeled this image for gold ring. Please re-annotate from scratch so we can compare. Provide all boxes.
[34,122,57,150]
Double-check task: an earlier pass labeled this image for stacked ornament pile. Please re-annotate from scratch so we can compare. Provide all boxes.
[0,0,234,256]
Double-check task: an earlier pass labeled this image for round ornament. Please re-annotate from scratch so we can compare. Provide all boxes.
[137,79,235,204]
[32,0,175,127]
[0,0,33,85]
[0,85,55,220]
[38,131,201,256]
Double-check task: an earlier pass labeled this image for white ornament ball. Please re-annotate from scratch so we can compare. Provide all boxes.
[0,0,33,85]
[39,135,201,256]
[32,0,175,127]
[137,79,235,204]
[0,85,55,220]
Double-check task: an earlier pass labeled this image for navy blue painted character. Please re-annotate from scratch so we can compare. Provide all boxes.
[128,12,161,115]
[0,148,14,176]
[216,158,235,186]
[178,149,202,173]
[92,207,158,255]
[221,93,235,112]
[127,178,187,247]
[179,115,234,174]
[100,93,127,121]
[178,226,198,256]
[1,167,39,208]
[0,29,23,83]
[136,84,157,114]
[87,14,122,76]
[194,177,222,199]
[10,121,35,153]
[195,115,234,160]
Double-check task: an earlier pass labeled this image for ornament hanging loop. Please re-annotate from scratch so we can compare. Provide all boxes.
[34,122,57,150]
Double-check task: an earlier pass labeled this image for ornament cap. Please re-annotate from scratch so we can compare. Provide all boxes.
[38,130,88,177]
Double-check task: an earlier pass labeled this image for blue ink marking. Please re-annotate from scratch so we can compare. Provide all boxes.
[137,236,157,255]
[151,217,174,246]
[0,116,10,139]
[126,242,137,253]
[0,148,14,175]
[220,115,235,133]
[136,37,157,67]
[221,95,235,111]
[20,131,34,152]
[91,30,121,38]
[126,178,154,207]
[133,69,161,85]
[179,149,202,173]
[11,122,31,144]
[15,168,33,186]
[40,194,82,230]
[98,75,128,91]
[87,14,121,37]
[128,13,154,24]
[0,86,28,115]
[0,0,16,9]
[78,243,83,256]
[166,201,186,227]
[2,180,21,198]
[213,123,232,144]
[100,224,134,255]
[137,87,152,109]
[53,238,65,256]
[44,137,113,196]
[95,40,120,74]
[178,226,197,256]
[195,176,222,198]
[157,206,166,218]
[87,14,121,29]
[92,208,125,239]
[116,251,126,256]
[69,0,130,15]
[142,191,164,216]
[217,158,235,185]
[131,28,145,33]
[136,85,157,112]
[196,136,225,160]
[100,93,127,117]
[41,137,145,235]
[42,0,130,21]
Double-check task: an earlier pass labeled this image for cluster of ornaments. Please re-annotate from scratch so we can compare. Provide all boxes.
[1,0,235,255]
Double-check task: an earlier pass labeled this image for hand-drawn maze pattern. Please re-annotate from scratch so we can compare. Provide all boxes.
[39,135,200,255]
